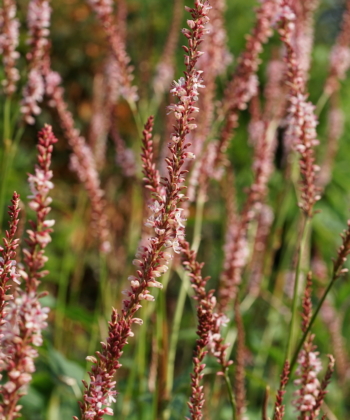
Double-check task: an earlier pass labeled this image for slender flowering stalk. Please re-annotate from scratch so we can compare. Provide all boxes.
[153,0,184,98]
[187,0,232,197]
[222,0,281,113]
[310,355,335,419]
[182,241,232,420]
[183,243,216,420]
[293,336,322,418]
[0,192,21,325]
[0,0,20,95]
[278,2,321,217]
[76,3,210,418]
[292,0,319,84]
[140,116,160,194]
[90,54,135,171]
[218,120,275,312]
[291,219,350,372]
[213,0,282,173]
[273,361,290,420]
[0,292,49,419]
[86,0,138,103]
[0,125,56,419]
[325,0,350,96]
[280,1,321,366]
[21,0,52,124]
[290,278,335,419]
[23,124,57,292]
[293,274,323,419]
[43,62,111,253]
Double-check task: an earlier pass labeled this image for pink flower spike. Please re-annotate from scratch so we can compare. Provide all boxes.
[0,0,20,95]
[0,126,56,416]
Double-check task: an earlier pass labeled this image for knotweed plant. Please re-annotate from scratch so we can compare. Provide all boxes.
[0,0,350,419]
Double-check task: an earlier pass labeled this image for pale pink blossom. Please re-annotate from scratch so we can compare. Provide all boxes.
[0,0,20,95]
[21,0,52,124]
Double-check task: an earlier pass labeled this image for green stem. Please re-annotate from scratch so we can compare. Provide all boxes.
[315,90,330,116]
[285,215,310,363]
[224,367,237,420]
[290,272,336,372]
[165,267,190,399]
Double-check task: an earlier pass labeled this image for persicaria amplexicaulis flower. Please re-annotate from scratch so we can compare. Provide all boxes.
[77,2,210,418]
[0,125,57,418]
[87,0,138,103]
[182,240,232,420]
[21,0,52,124]
[213,0,282,175]
[278,1,321,217]
[0,0,20,95]
[0,192,21,325]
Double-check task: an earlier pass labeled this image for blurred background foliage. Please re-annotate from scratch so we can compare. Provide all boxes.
[1,0,350,418]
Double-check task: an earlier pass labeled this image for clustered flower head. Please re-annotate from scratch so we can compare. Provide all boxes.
[213,0,282,174]
[0,291,49,418]
[273,361,290,420]
[292,273,335,420]
[21,0,52,124]
[182,241,232,420]
[74,309,126,420]
[0,0,20,95]
[87,0,138,103]
[293,336,322,417]
[122,0,211,311]
[218,119,275,312]
[278,1,321,217]
[24,124,57,292]
[0,192,21,325]
[77,3,210,418]
[0,125,57,418]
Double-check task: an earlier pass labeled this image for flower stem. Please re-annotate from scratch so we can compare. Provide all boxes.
[224,367,237,420]
[315,90,330,116]
[290,273,336,372]
[165,266,190,404]
[285,215,310,363]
